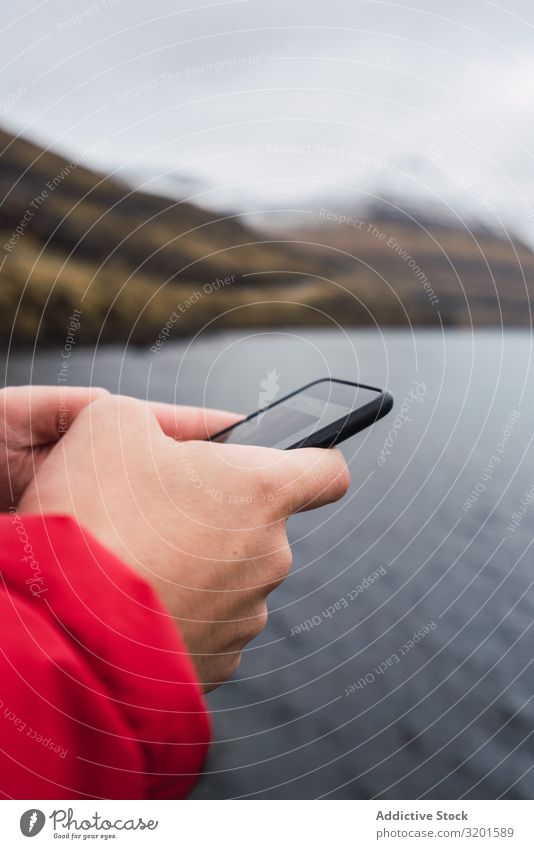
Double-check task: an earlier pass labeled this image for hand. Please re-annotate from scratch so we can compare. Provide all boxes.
[19,394,350,690]
[0,384,240,511]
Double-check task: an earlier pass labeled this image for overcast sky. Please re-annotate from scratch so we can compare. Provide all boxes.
[2,0,534,241]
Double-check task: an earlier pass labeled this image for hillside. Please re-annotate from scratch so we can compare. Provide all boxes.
[1,126,533,348]
[288,203,534,328]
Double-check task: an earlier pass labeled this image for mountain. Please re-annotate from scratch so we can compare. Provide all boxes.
[1,126,533,348]
[287,200,534,328]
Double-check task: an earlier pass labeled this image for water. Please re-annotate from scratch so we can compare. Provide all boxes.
[4,329,534,799]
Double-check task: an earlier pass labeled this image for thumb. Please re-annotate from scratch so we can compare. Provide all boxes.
[272,447,351,515]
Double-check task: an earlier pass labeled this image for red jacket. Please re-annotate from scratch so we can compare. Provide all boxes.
[0,513,210,799]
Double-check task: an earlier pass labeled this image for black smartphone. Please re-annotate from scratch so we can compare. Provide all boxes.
[210,378,393,450]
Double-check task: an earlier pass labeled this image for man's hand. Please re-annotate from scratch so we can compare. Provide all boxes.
[19,394,350,691]
[0,385,241,511]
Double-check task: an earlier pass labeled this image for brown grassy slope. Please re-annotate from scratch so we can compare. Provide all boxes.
[1,126,533,347]
[0,126,340,345]
[288,210,534,328]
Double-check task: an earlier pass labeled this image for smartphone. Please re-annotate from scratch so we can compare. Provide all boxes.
[209,378,393,450]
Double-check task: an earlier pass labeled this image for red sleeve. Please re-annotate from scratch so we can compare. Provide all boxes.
[0,512,210,800]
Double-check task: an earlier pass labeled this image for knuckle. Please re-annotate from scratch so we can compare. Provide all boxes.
[115,395,144,414]
[225,652,242,680]
[235,603,269,644]
[90,386,110,400]
[254,603,269,636]
[279,540,293,575]
[210,652,242,688]
[266,539,293,588]
[244,606,268,643]
[93,394,148,424]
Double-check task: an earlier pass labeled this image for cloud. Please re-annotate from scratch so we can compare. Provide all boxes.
[2,0,533,239]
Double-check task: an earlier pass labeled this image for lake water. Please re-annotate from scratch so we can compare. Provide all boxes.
[4,329,534,799]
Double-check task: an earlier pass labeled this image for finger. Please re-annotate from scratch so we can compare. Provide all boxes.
[147,402,243,441]
[2,385,242,445]
[77,395,242,449]
[2,385,109,447]
[271,447,351,515]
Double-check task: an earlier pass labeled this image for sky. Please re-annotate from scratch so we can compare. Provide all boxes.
[2,0,534,242]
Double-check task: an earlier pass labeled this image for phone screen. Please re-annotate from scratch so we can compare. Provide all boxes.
[216,381,382,449]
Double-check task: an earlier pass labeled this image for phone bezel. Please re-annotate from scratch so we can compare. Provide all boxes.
[209,378,394,449]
